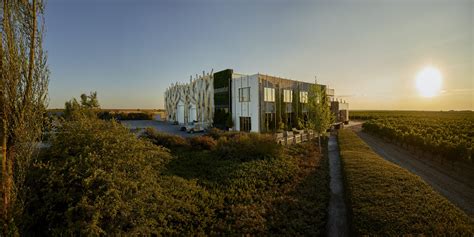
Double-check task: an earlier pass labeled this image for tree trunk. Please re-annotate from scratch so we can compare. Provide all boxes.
[1,124,7,233]
[24,0,36,111]
[1,0,8,231]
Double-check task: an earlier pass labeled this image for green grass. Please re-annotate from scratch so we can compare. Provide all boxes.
[338,129,474,235]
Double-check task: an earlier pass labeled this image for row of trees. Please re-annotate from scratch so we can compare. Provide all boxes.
[1,0,49,234]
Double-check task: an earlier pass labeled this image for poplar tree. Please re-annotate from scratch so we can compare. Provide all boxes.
[0,0,49,233]
[307,84,333,152]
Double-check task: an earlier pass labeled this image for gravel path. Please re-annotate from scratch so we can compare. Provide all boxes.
[326,134,349,237]
[348,123,474,218]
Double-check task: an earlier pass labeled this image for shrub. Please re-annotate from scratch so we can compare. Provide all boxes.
[140,127,188,149]
[338,129,474,235]
[188,136,217,150]
[206,127,224,140]
[206,128,241,140]
[214,133,281,162]
[24,118,173,235]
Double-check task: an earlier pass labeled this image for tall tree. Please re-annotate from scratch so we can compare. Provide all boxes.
[307,84,334,152]
[0,0,49,233]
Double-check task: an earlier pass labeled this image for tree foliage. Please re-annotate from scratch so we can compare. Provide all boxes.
[24,115,174,235]
[307,84,334,150]
[0,0,49,233]
[64,91,100,120]
[307,84,333,134]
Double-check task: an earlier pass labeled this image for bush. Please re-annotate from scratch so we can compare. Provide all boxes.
[188,136,217,150]
[140,127,188,149]
[338,129,474,235]
[24,118,173,235]
[206,128,241,140]
[206,127,223,140]
[214,133,281,162]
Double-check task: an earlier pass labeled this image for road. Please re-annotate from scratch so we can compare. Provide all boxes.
[346,121,474,218]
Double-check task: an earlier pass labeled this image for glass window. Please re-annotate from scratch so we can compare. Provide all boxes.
[239,87,250,102]
[283,89,293,103]
[240,117,251,132]
[264,87,275,102]
[300,91,308,103]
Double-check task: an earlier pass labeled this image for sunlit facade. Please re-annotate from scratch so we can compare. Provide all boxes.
[165,69,349,132]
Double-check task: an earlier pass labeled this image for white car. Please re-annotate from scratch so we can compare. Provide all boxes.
[185,121,208,133]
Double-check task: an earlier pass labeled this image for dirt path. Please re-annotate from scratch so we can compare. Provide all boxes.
[326,134,349,237]
[347,122,474,218]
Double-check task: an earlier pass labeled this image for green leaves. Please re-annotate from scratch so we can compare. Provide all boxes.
[23,114,330,235]
[164,138,330,235]
[307,85,334,134]
[26,117,173,235]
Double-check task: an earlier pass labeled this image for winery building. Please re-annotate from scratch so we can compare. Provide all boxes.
[164,69,348,133]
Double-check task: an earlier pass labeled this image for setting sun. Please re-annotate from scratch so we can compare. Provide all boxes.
[415,66,443,97]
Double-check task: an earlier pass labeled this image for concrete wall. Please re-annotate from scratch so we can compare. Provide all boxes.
[231,74,260,132]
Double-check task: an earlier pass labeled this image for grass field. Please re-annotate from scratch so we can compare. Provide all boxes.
[338,129,474,235]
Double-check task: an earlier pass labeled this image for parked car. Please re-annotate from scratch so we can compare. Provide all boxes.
[185,121,208,133]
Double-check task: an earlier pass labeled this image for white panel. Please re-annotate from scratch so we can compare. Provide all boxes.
[177,104,185,124]
[189,104,197,122]
[231,74,260,132]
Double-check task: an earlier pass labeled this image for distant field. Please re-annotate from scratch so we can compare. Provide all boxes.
[350,110,473,120]
[350,110,473,164]
[338,129,474,235]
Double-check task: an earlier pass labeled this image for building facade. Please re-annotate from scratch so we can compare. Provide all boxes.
[164,71,214,125]
[165,69,348,132]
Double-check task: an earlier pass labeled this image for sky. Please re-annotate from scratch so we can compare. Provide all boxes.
[45,0,473,110]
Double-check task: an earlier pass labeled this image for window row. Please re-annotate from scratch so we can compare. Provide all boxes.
[264,87,308,103]
[240,87,309,103]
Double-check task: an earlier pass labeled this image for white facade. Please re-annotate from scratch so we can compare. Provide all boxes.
[164,71,214,125]
[165,69,348,132]
[231,74,260,132]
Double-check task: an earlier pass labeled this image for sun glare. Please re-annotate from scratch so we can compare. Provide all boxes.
[415,66,442,97]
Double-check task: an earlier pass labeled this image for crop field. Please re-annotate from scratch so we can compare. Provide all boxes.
[350,110,474,164]
[338,129,474,235]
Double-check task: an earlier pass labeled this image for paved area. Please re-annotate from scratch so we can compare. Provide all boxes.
[326,134,349,237]
[120,120,205,137]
